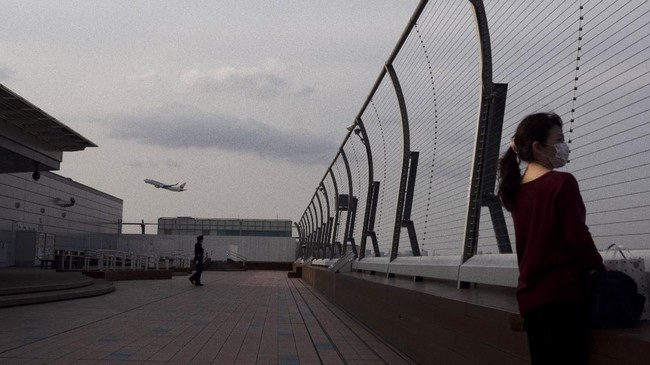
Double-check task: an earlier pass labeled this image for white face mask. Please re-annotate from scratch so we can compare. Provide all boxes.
[549,142,570,168]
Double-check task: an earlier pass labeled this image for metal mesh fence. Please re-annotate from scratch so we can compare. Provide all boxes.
[344,137,369,254]
[481,0,650,251]
[393,1,480,256]
[299,0,650,259]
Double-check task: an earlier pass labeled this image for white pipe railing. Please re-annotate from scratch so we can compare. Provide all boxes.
[225,250,248,266]
[75,249,191,272]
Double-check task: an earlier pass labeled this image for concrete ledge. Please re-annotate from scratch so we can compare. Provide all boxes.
[311,259,334,267]
[329,251,356,273]
[245,261,293,271]
[387,256,461,281]
[353,257,390,273]
[83,270,172,281]
[302,265,650,364]
[288,271,302,278]
[352,254,516,285]
[0,274,93,295]
[288,264,303,278]
[0,279,114,308]
[458,254,518,287]
[340,250,650,289]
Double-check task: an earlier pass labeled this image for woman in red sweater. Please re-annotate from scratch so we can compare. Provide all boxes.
[498,112,605,364]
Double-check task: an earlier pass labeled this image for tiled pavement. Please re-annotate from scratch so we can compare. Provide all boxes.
[0,271,416,365]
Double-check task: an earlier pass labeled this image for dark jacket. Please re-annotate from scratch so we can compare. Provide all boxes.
[194,241,204,261]
[513,171,605,316]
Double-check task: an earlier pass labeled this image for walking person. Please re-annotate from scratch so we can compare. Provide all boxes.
[189,235,205,286]
[498,112,605,364]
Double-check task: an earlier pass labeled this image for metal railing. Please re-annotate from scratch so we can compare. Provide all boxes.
[51,249,191,272]
[296,0,650,287]
[225,250,248,267]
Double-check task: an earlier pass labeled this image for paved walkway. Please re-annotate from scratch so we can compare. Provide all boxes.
[0,271,416,365]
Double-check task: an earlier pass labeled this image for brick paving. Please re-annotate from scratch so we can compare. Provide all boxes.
[0,271,416,365]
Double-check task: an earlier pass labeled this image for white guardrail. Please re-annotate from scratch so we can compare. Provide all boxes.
[225,250,248,266]
[77,249,191,272]
[309,250,650,288]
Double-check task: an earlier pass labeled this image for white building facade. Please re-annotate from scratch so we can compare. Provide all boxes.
[157,217,296,262]
[0,171,123,267]
[157,217,292,237]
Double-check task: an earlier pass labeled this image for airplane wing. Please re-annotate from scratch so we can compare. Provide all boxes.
[163,182,186,192]
[145,179,178,189]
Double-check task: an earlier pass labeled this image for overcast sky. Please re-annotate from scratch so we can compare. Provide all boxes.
[0,1,419,232]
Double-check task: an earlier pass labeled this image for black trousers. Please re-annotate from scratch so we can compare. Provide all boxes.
[524,300,588,365]
[190,260,203,284]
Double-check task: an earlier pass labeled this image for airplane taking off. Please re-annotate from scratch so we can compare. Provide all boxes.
[144,179,187,192]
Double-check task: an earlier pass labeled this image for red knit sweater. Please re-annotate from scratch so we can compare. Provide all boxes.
[513,171,605,316]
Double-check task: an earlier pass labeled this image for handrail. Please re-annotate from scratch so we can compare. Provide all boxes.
[226,250,248,265]
[77,249,191,271]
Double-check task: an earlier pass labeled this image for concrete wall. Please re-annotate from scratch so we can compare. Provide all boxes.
[0,230,13,266]
[0,171,123,267]
[53,233,297,262]
[201,235,297,262]
[0,172,122,235]
[302,266,650,365]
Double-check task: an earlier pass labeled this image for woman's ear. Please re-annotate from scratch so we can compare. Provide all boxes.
[531,141,545,159]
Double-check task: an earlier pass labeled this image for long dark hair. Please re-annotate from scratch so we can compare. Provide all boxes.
[498,112,563,211]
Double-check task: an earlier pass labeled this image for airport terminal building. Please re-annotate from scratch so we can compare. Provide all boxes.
[157,217,297,263]
[157,217,292,237]
[0,171,123,267]
[0,83,296,267]
[1,83,123,267]
[0,174,298,267]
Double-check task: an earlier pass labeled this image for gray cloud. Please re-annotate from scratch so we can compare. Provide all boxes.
[127,159,181,169]
[107,103,337,164]
[127,160,145,168]
[0,65,14,80]
[180,60,314,99]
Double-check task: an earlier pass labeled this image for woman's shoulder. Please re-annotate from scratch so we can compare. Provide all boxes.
[547,170,575,180]
[523,170,577,185]
[547,171,578,183]
[545,171,581,193]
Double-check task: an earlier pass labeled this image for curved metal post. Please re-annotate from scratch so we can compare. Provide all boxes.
[301,214,309,243]
[366,181,381,257]
[294,221,305,258]
[298,215,305,258]
[307,202,317,258]
[340,149,358,257]
[349,0,427,259]
[319,182,333,258]
[302,211,310,245]
[314,192,325,258]
[460,0,500,287]
[310,199,320,257]
[356,117,375,260]
[385,63,412,262]
[328,168,341,258]
[299,113,360,259]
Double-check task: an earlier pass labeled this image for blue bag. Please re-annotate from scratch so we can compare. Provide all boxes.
[585,270,646,329]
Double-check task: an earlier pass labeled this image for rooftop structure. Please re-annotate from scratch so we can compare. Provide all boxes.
[0,84,96,174]
[158,217,292,237]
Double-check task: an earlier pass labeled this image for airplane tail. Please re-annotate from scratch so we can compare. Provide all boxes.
[179,183,186,189]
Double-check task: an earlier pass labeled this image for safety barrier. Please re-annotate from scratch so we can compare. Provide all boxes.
[225,250,248,267]
[296,0,650,290]
[74,249,191,272]
[329,249,650,289]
